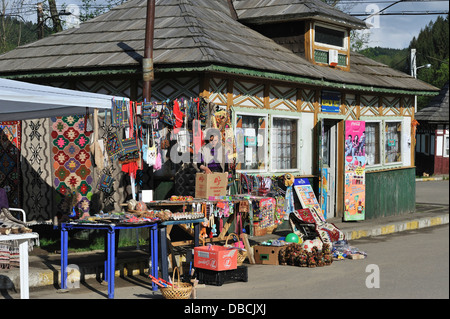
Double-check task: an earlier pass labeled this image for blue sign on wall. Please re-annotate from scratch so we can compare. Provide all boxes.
[321,91,341,113]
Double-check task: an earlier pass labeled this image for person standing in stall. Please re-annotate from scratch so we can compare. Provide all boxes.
[198,129,225,173]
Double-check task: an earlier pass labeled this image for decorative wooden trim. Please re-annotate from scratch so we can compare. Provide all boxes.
[264,83,270,109]
[227,79,234,109]
[199,73,210,99]
[296,88,302,112]
[336,119,345,217]
[304,20,313,62]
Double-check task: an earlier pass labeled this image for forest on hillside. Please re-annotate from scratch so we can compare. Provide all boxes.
[359,15,449,110]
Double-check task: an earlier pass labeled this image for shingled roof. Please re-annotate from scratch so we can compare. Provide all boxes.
[415,82,449,123]
[0,0,438,95]
[233,0,367,28]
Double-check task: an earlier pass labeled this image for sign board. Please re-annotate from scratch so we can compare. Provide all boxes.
[321,91,341,113]
[344,121,366,221]
[293,178,325,222]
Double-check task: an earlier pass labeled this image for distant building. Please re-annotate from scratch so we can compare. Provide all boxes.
[415,82,449,176]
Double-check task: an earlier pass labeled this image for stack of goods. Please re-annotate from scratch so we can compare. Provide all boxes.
[331,240,367,260]
[278,243,333,268]
[165,211,204,221]
[74,211,161,224]
[128,199,204,222]
[170,196,194,201]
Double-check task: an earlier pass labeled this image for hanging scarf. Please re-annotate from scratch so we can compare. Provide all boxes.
[173,99,184,129]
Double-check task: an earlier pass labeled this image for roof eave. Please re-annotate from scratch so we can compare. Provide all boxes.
[1,63,438,97]
[238,13,367,30]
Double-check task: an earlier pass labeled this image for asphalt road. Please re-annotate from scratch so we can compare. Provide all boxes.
[4,224,448,301]
[416,179,449,205]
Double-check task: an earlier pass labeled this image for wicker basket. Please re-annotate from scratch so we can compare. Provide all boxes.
[225,233,248,266]
[265,224,278,234]
[159,267,193,299]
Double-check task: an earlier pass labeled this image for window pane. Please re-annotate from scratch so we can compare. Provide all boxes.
[445,136,449,157]
[272,118,298,170]
[385,122,402,163]
[365,123,380,165]
[238,115,266,170]
[315,25,345,47]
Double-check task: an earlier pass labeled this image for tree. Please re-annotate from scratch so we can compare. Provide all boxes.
[410,15,449,109]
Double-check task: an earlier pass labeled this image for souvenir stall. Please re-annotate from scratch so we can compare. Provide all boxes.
[9,85,364,298]
[0,78,128,298]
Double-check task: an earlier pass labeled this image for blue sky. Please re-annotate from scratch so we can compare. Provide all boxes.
[348,1,449,48]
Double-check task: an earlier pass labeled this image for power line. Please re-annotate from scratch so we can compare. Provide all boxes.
[352,10,449,16]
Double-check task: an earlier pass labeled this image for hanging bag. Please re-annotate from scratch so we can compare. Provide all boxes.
[97,173,115,194]
[224,233,247,266]
[142,102,152,124]
[161,101,175,126]
[147,126,157,166]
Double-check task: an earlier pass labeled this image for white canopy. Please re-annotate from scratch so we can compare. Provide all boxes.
[0,78,129,121]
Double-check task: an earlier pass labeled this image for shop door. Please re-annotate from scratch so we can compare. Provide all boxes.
[319,119,339,219]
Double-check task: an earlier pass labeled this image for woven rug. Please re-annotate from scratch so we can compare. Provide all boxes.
[0,121,22,208]
[51,115,92,218]
[21,118,54,224]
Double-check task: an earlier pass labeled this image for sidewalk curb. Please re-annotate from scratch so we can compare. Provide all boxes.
[2,257,151,291]
[344,213,449,240]
[415,176,448,182]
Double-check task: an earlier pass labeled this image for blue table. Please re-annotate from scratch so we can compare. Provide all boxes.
[60,222,158,299]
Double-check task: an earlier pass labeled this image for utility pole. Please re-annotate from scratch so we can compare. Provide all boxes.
[37,2,44,39]
[142,0,156,193]
[411,48,417,113]
[143,0,155,102]
[410,48,417,79]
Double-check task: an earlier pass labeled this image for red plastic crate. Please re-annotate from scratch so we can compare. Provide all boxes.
[194,245,238,271]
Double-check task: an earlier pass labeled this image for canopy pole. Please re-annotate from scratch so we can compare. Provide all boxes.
[143,0,156,102]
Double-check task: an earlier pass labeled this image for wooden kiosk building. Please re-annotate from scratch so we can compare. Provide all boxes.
[0,0,439,222]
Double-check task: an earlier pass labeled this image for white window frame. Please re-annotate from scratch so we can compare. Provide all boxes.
[444,134,449,158]
[313,22,348,51]
[362,118,410,171]
[384,119,403,166]
[270,114,301,173]
[234,112,269,174]
[364,120,382,168]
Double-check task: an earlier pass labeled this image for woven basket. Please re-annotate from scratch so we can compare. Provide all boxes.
[225,233,248,266]
[159,267,193,299]
[265,224,278,234]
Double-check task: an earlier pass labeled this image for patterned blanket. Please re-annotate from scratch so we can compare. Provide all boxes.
[289,208,345,248]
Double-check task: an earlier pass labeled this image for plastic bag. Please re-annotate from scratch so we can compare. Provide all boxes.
[331,240,367,260]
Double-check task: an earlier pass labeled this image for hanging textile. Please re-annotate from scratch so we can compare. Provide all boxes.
[51,115,92,219]
[21,118,54,224]
[0,121,22,208]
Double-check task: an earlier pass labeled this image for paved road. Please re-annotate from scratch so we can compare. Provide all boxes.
[3,224,448,301]
[416,179,449,205]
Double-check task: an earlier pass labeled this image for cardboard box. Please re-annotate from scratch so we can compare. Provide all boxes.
[194,245,238,271]
[195,172,228,198]
[253,245,286,265]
